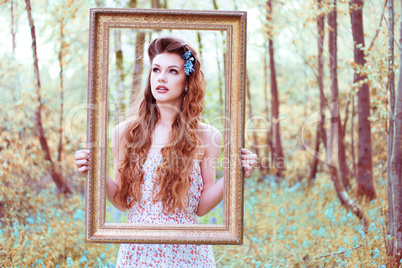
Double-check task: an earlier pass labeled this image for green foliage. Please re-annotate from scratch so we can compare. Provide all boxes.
[0,189,120,267]
[1,170,391,266]
[213,175,390,267]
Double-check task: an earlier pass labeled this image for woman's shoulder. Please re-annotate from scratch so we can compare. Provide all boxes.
[111,117,138,147]
[196,122,222,158]
[197,122,221,138]
[111,118,140,161]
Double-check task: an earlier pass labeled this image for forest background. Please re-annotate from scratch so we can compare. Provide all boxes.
[1,0,402,267]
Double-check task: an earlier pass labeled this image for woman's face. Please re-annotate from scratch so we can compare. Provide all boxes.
[150,52,187,108]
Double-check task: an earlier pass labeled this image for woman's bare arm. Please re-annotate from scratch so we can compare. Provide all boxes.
[108,121,130,212]
[74,138,125,211]
[195,125,258,217]
[195,124,223,217]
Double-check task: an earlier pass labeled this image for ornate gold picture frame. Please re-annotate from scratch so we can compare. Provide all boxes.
[86,8,247,244]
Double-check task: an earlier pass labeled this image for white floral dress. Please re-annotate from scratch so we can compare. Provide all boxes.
[116,153,216,267]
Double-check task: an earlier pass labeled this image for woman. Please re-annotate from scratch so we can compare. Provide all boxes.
[75,36,257,267]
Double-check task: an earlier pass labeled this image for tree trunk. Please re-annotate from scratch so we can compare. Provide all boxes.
[130,31,145,96]
[387,0,396,257]
[338,115,350,189]
[349,0,376,200]
[389,0,402,264]
[127,0,144,118]
[95,0,104,7]
[328,0,350,189]
[328,159,369,229]
[267,0,284,177]
[128,0,137,8]
[246,71,261,167]
[310,124,321,182]
[57,19,64,162]
[114,29,125,113]
[25,0,72,194]
[368,0,388,51]
[129,31,145,117]
[267,0,285,177]
[212,0,226,117]
[212,0,218,9]
[197,32,203,60]
[10,0,17,106]
[151,0,161,8]
[264,42,272,172]
[310,0,328,182]
[327,105,369,228]
[351,94,357,179]
[214,32,224,116]
[11,0,16,56]
[343,98,350,138]
[325,0,368,229]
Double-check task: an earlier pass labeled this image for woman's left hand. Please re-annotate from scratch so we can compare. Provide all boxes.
[241,148,258,178]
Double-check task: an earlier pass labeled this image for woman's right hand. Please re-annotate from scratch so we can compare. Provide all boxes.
[74,149,90,178]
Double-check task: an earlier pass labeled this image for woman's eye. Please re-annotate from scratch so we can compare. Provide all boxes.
[152,68,160,72]
[170,69,178,74]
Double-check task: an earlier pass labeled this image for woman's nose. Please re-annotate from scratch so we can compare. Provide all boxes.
[158,72,167,83]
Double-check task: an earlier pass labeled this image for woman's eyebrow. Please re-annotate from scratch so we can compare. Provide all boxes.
[153,63,181,69]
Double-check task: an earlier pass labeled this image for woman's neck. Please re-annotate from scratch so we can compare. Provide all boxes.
[156,102,181,127]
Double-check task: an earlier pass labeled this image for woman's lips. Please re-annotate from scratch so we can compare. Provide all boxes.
[156,85,169,93]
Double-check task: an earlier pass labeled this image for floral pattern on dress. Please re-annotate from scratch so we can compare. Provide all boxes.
[116,153,216,268]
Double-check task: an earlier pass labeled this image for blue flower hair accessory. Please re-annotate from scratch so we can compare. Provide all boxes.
[181,50,195,76]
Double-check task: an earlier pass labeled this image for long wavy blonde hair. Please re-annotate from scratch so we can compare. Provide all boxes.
[115,36,206,214]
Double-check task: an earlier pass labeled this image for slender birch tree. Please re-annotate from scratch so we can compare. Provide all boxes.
[387,0,396,258]
[266,0,284,177]
[25,0,72,194]
[389,0,402,263]
[310,0,328,182]
[326,0,367,227]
